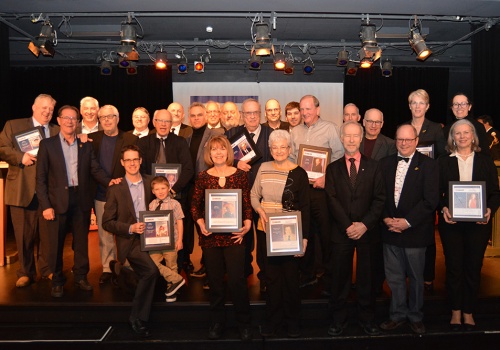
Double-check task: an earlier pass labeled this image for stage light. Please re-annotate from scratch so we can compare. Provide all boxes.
[336,50,349,67]
[127,61,138,75]
[381,59,393,77]
[302,57,315,75]
[121,24,137,44]
[28,21,56,58]
[360,58,373,69]
[274,52,286,71]
[100,61,112,75]
[177,57,188,74]
[252,21,274,56]
[155,51,168,70]
[346,61,358,76]
[125,48,139,61]
[28,41,40,57]
[357,21,382,67]
[118,57,130,68]
[194,61,205,73]
[249,52,262,70]
[409,31,432,61]
[360,23,377,46]
[284,60,294,75]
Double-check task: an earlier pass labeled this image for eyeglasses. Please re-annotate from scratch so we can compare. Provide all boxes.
[122,158,140,164]
[242,111,260,117]
[59,116,79,122]
[452,102,469,108]
[266,108,280,113]
[99,114,117,121]
[395,137,417,144]
[271,146,289,152]
[364,120,383,126]
[154,119,173,124]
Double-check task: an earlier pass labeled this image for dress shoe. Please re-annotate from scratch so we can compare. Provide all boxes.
[109,260,120,285]
[463,323,476,332]
[129,318,151,337]
[359,321,381,336]
[424,281,434,294]
[409,321,426,334]
[239,327,253,341]
[16,276,31,288]
[51,285,64,298]
[208,323,224,340]
[287,324,301,338]
[99,272,113,284]
[42,273,53,281]
[328,321,348,336]
[379,319,406,331]
[449,323,462,332]
[75,279,93,291]
[299,276,318,288]
[190,266,206,278]
[165,278,185,297]
[259,324,276,337]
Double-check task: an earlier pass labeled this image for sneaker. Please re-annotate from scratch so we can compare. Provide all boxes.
[190,266,206,278]
[165,278,185,297]
[165,295,177,302]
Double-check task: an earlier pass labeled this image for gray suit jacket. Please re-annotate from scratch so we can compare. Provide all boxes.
[184,126,225,174]
[360,133,397,161]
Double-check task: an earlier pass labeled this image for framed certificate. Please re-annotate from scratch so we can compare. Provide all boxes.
[152,163,182,198]
[449,181,487,222]
[228,129,262,165]
[297,144,332,183]
[416,142,435,159]
[14,127,44,156]
[205,189,242,232]
[139,210,175,251]
[266,211,304,256]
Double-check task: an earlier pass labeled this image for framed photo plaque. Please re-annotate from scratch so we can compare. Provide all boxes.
[266,211,304,257]
[139,210,175,251]
[205,189,242,232]
[449,181,487,222]
[14,127,44,156]
[297,144,332,183]
[152,163,182,198]
[228,129,262,165]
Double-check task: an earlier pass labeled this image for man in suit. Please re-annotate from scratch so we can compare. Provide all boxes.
[360,108,397,161]
[0,94,59,287]
[129,107,153,138]
[325,121,385,336]
[343,103,361,122]
[102,144,159,337]
[378,124,439,335]
[89,104,137,284]
[168,102,192,138]
[36,105,111,298]
[221,101,241,131]
[477,115,500,160]
[226,98,273,289]
[263,99,290,131]
[206,101,223,129]
[76,96,102,134]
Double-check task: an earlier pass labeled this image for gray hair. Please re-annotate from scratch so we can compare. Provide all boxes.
[340,121,364,138]
[268,129,291,148]
[446,119,481,153]
[80,96,99,109]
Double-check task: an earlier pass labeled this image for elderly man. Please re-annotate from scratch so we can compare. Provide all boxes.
[343,103,361,122]
[89,105,138,284]
[325,121,385,336]
[263,99,290,131]
[378,124,439,335]
[221,101,241,130]
[168,102,192,138]
[205,101,223,129]
[360,108,396,160]
[290,95,343,289]
[77,96,102,134]
[129,107,152,138]
[0,94,59,287]
[285,101,301,129]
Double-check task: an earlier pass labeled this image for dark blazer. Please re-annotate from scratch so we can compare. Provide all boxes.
[443,116,490,156]
[485,127,500,161]
[183,126,225,174]
[262,121,290,131]
[360,133,397,161]
[225,124,274,187]
[438,152,500,215]
[76,120,102,134]
[36,134,111,214]
[379,151,439,248]
[102,174,153,262]
[403,118,446,158]
[325,155,385,243]
[0,118,59,207]
[126,129,155,138]
[137,132,194,193]
[178,124,193,139]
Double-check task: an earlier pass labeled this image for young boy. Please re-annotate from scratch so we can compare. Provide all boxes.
[149,176,186,302]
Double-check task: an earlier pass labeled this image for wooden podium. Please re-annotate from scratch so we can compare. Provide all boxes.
[0,162,8,266]
[485,165,500,257]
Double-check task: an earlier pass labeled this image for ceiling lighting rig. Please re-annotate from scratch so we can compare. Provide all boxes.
[28,15,57,58]
[358,17,382,69]
[409,15,432,61]
[251,13,275,57]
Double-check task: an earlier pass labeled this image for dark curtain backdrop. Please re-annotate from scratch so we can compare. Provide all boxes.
[4,65,173,131]
[472,25,500,121]
[343,66,449,138]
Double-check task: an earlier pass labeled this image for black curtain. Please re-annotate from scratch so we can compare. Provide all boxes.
[5,65,173,131]
[1,23,11,126]
[344,66,449,138]
[472,24,500,121]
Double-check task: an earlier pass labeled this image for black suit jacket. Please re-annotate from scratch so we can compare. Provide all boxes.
[360,133,397,161]
[379,151,439,248]
[178,124,193,139]
[443,116,490,156]
[36,134,110,214]
[325,155,385,243]
[403,118,446,158]
[225,124,274,187]
[262,121,290,131]
[137,132,194,193]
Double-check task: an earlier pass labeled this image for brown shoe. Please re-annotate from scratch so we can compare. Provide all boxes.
[410,321,426,334]
[16,276,31,288]
[379,319,406,331]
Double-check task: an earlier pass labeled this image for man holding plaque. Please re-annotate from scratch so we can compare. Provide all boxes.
[325,121,385,336]
[0,94,59,287]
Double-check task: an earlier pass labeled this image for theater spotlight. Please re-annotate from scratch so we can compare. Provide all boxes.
[177,57,188,74]
[194,61,205,73]
[274,52,286,71]
[284,60,294,75]
[28,21,56,58]
[346,61,358,76]
[409,30,432,61]
[360,57,373,69]
[358,21,382,67]
[336,50,349,67]
[249,52,262,70]
[120,24,137,45]
[100,61,112,75]
[302,57,315,75]
[381,59,393,77]
[155,51,168,70]
[252,21,274,56]
[118,57,130,68]
[127,61,138,75]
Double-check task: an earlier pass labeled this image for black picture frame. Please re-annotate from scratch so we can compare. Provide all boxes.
[205,189,242,232]
[152,163,182,198]
[14,127,44,156]
[139,210,175,251]
[297,144,332,184]
[416,142,435,159]
[266,211,304,256]
[449,181,487,222]
[228,129,262,165]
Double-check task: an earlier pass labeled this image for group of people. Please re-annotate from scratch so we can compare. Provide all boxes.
[0,89,498,340]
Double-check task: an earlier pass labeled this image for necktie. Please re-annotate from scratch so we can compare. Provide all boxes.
[249,132,255,141]
[171,128,175,134]
[155,200,163,211]
[157,138,167,163]
[349,158,357,187]
[398,156,410,163]
[41,125,48,138]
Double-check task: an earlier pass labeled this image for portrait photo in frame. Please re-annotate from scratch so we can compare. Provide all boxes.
[228,129,262,165]
[139,210,175,251]
[205,189,242,232]
[14,127,44,156]
[297,144,332,183]
[449,181,487,222]
[416,142,435,159]
[152,163,182,197]
[266,211,303,257]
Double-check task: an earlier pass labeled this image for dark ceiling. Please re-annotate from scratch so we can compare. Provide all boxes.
[2,1,500,71]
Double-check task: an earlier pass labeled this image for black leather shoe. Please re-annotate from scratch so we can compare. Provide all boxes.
[240,327,253,341]
[109,260,120,286]
[380,319,406,331]
[359,321,381,336]
[409,321,426,334]
[259,324,276,337]
[74,279,93,291]
[51,285,64,298]
[287,324,301,338]
[129,318,151,337]
[99,272,113,284]
[328,321,347,336]
[463,323,476,332]
[208,323,224,340]
[449,323,462,332]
